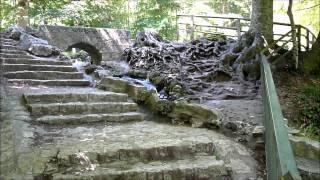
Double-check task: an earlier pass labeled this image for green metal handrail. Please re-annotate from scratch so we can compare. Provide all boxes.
[260,53,301,180]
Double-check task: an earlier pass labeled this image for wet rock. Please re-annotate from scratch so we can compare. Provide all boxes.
[168,102,221,128]
[7,25,24,40]
[254,139,265,150]
[225,121,238,131]
[252,126,264,137]
[10,30,22,40]
[28,44,54,57]
[105,61,130,77]
[94,69,112,79]
[19,33,49,50]
[59,54,71,61]
[100,76,130,93]
[290,135,320,160]
[84,64,97,74]
[126,70,148,79]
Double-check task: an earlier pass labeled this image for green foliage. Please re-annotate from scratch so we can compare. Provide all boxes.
[131,0,180,40]
[29,0,71,25]
[208,0,251,18]
[0,0,18,31]
[295,0,320,34]
[61,0,128,28]
[68,50,90,62]
[296,83,320,137]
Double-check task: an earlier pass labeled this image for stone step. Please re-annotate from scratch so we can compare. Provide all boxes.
[4,71,84,80]
[1,39,17,44]
[7,79,90,86]
[28,102,139,117]
[52,156,230,180]
[1,43,17,47]
[0,49,28,55]
[0,45,22,50]
[3,64,77,72]
[0,58,72,65]
[0,41,19,46]
[0,53,33,59]
[35,112,144,125]
[1,38,15,41]
[23,91,128,104]
[67,142,215,165]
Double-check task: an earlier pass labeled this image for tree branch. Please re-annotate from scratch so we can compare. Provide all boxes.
[295,4,320,11]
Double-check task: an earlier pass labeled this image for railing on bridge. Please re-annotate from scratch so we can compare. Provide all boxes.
[177,14,316,52]
[260,52,301,180]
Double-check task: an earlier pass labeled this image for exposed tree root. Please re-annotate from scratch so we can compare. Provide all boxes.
[124,31,262,101]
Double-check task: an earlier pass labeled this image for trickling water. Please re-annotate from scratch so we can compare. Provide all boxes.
[72,60,94,82]
[123,76,157,92]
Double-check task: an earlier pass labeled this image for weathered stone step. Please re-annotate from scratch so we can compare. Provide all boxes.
[52,156,230,180]
[1,39,17,44]
[0,45,22,50]
[3,64,77,72]
[0,58,72,65]
[0,49,28,55]
[28,102,139,117]
[0,41,17,45]
[24,91,128,104]
[36,112,144,125]
[4,71,83,80]
[68,142,215,165]
[0,38,16,42]
[7,79,90,86]
[0,53,33,58]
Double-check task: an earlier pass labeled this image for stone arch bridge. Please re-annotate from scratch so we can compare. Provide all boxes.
[38,25,131,64]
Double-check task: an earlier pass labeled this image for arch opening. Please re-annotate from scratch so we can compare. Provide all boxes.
[67,42,102,65]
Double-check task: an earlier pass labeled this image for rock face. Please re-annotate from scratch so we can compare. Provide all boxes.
[289,135,320,179]
[168,102,221,128]
[100,76,221,128]
[28,44,59,57]
[6,25,60,57]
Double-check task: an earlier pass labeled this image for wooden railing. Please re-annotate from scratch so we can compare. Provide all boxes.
[177,14,316,52]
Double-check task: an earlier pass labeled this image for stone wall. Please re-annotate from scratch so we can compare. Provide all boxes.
[38,25,131,64]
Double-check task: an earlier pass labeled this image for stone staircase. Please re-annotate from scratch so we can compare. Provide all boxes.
[23,90,144,125]
[0,33,257,179]
[53,144,230,179]
[0,34,90,86]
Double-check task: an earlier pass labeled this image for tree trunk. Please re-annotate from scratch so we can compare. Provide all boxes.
[17,0,29,28]
[250,0,273,44]
[287,0,299,69]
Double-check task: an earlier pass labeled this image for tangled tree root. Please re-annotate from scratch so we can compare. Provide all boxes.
[124,31,263,101]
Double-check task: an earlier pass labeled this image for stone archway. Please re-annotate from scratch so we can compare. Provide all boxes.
[67,42,102,65]
[38,25,131,64]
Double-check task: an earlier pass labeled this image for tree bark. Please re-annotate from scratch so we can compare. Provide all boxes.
[17,0,29,28]
[287,0,299,69]
[250,0,273,44]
